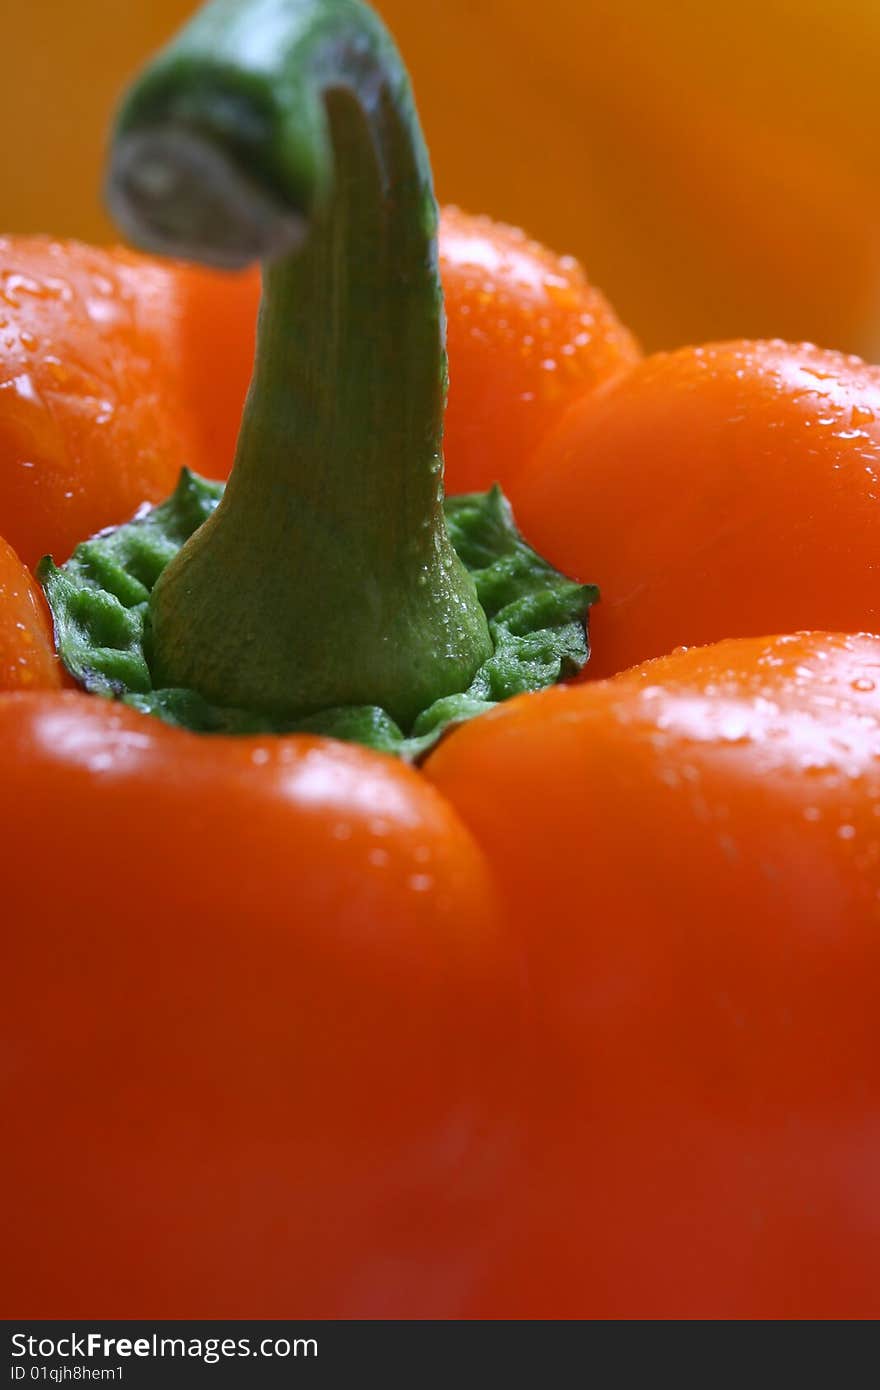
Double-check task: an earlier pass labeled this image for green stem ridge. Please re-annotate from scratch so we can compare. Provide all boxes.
[107,0,492,729]
[39,473,597,761]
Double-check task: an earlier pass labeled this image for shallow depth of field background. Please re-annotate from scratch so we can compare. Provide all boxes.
[6,0,880,357]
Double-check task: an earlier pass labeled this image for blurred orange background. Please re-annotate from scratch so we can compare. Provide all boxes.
[6,0,880,357]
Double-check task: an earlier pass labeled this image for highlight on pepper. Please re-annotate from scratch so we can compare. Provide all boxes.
[4,0,880,1326]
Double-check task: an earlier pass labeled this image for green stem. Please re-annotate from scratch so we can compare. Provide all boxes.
[106,0,491,729]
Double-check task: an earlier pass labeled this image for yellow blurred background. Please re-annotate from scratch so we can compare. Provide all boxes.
[6,0,880,356]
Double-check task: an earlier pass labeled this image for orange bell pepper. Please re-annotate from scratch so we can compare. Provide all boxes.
[6,0,880,358]
[6,0,880,1325]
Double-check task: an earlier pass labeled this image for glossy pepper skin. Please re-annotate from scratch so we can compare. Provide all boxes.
[518,340,880,678]
[0,238,258,569]
[7,0,880,1326]
[0,214,635,570]
[1,693,523,1317]
[426,632,880,1319]
[0,535,61,689]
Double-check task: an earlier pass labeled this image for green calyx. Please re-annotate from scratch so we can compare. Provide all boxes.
[40,0,599,756]
[39,473,597,760]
